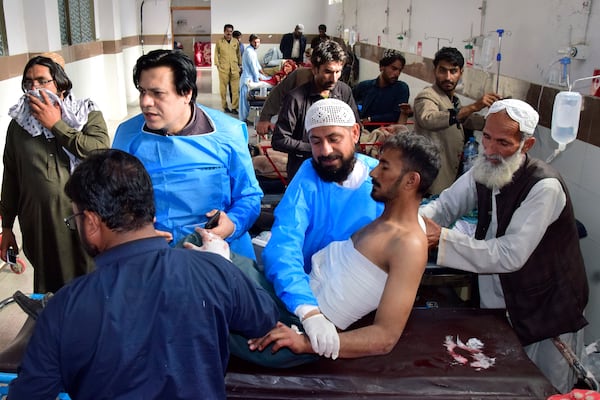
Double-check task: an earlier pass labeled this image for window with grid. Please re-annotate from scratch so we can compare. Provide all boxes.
[58,0,96,45]
[0,0,8,56]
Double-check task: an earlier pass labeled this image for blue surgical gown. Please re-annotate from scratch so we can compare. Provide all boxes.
[113,105,262,259]
[262,154,384,314]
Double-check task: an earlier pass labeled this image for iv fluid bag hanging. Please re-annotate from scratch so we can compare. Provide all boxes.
[551,91,582,146]
[476,34,495,70]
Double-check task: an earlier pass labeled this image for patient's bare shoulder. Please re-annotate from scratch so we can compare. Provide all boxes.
[353,220,425,273]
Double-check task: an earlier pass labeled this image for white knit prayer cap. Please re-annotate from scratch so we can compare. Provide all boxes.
[305,98,356,132]
[486,99,539,135]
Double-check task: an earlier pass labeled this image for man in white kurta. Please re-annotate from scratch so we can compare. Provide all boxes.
[420,99,588,393]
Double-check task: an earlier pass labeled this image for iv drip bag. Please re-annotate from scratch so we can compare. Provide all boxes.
[477,34,495,69]
[551,91,582,149]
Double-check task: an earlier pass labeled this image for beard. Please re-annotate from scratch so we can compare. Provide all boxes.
[472,144,525,189]
[371,175,404,203]
[312,153,356,183]
[78,228,100,257]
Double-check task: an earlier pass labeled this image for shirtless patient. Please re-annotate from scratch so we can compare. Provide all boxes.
[191,125,440,362]
[249,130,440,359]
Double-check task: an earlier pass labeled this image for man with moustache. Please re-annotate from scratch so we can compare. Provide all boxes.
[280,24,307,65]
[413,47,500,195]
[113,49,262,261]
[352,49,410,128]
[246,126,440,362]
[239,34,270,123]
[271,40,359,181]
[214,24,242,114]
[261,99,382,361]
[219,99,439,365]
[419,99,588,393]
[8,149,278,399]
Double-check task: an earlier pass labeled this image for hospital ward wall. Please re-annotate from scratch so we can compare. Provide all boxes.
[357,51,600,346]
[208,0,340,95]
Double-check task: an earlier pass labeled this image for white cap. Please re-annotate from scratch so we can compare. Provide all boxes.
[486,99,539,135]
[295,24,304,32]
[305,99,356,132]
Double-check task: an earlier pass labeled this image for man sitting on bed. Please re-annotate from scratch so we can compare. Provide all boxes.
[189,101,440,364]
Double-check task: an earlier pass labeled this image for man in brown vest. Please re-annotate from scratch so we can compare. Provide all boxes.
[420,99,588,393]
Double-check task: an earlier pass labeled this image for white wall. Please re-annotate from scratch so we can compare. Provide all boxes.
[4,1,27,55]
[120,0,141,38]
[344,0,600,94]
[208,0,339,94]
[354,2,600,342]
[21,0,62,52]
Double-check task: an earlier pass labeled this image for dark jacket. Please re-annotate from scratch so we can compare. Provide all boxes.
[475,156,588,345]
[280,33,307,64]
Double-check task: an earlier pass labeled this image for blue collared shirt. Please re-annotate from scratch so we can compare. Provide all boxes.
[9,237,278,399]
[352,78,410,123]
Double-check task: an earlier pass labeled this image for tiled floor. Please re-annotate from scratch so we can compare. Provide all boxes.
[0,69,233,349]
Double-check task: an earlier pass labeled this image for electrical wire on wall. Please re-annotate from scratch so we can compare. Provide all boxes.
[140,0,145,55]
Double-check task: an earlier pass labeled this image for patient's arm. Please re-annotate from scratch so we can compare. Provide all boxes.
[335,233,427,358]
[249,232,427,359]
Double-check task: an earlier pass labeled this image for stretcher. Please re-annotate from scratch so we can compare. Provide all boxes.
[0,300,560,398]
[0,293,70,399]
[226,308,559,399]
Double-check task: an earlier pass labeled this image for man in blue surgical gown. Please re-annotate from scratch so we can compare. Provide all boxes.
[113,49,262,260]
[262,99,384,359]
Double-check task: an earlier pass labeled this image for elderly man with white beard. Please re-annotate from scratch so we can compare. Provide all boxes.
[419,99,588,394]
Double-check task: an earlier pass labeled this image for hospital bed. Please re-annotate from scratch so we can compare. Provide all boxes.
[0,301,559,398]
[226,308,559,399]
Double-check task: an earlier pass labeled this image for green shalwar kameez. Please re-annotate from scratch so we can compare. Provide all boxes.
[1,110,110,292]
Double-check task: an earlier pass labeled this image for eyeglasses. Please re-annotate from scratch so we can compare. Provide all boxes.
[23,79,55,90]
[64,212,84,231]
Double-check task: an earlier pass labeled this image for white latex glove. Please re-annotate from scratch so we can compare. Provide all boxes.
[302,313,340,359]
[184,228,231,261]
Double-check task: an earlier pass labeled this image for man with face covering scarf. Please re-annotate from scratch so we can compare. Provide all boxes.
[420,99,588,393]
[1,54,109,293]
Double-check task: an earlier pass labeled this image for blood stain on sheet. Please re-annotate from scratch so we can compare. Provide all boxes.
[444,335,496,370]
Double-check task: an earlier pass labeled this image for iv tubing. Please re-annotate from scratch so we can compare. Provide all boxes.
[495,29,504,93]
[569,74,600,92]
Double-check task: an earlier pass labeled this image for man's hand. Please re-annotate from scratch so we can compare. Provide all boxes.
[423,216,442,250]
[256,120,274,136]
[152,217,173,242]
[184,227,231,261]
[204,209,235,240]
[457,93,501,122]
[27,90,62,129]
[475,93,501,111]
[154,229,173,243]
[398,103,413,124]
[0,228,18,262]
[248,322,311,354]
[302,313,340,359]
